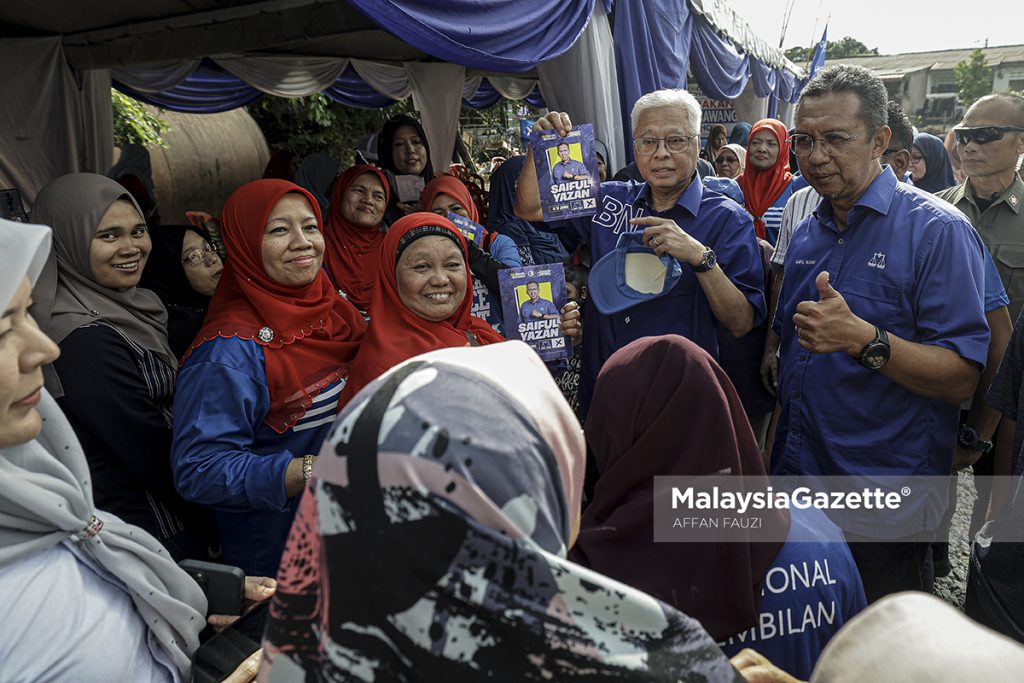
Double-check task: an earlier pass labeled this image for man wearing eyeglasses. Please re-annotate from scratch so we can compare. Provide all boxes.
[514,89,765,420]
[771,65,990,603]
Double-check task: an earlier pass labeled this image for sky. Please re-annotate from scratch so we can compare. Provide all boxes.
[726,0,1021,57]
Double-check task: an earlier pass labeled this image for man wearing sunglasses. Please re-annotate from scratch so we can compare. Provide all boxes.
[937,95,1024,321]
[771,65,990,604]
[935,94,1024,578]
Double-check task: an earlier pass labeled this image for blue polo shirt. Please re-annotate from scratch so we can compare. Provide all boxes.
[546,176,766,414]
[771,167,989,537]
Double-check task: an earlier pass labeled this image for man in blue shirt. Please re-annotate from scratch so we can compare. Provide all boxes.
[514,90,765,416]
[773,65,990,602]
[550,142,590,183]
[519,281,559,322]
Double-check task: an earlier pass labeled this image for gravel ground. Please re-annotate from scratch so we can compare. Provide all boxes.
[933,470,977,610]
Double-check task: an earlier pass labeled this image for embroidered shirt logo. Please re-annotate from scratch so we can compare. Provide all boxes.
[867,252,886,269]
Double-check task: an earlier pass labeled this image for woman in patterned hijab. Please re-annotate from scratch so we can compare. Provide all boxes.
[260,341,742,682]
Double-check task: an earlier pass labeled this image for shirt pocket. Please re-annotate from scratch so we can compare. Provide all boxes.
[841,276,902,329]
[993,245,1024,310]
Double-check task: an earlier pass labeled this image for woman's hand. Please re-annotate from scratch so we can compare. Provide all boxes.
[222,649,263,683]
[208,576,277,631]
[532,111,573,138]
[730,649,806,683]
[559,301,582,346]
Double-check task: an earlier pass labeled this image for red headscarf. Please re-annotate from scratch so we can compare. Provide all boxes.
[339,212,504,406]
[184,180,367,433]
[419,175,479,223]
[323,165,390,312]
[737,118,793,240]
[571,335,790,641]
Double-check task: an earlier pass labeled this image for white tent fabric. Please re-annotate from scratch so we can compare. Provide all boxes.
[216,54,349,97]
[0,37,113,206]
[488,76,541,101]
[537,4,624,174]
[408,63,467,173]
[111,59,201,94]
[350,59,413,100]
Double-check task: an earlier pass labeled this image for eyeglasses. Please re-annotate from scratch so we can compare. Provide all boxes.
[632,134,698,156]
[953,125,1024,145]
[182,241,218,267]
[787,129,875,157]
[881,148,905,157]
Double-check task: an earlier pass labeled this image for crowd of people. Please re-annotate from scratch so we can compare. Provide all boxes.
[3,62,1024,682]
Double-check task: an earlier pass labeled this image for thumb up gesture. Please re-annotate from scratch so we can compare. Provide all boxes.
[793,272,874,355]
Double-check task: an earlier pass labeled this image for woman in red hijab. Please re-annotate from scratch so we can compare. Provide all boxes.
[737,118,805,245]
[572,335,866,680]
[323,164,390,313]
[339,213,506,406]
[420,175,523,334]
[170,179,366,576]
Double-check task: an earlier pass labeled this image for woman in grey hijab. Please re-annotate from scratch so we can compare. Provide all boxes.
[0,217,208,682]
[30,173,214,561]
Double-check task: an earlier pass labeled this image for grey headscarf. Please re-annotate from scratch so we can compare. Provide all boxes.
[0,218,207,678]
[30,173,175,397]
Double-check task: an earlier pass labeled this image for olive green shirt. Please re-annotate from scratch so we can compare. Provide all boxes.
[938,175,1024,321]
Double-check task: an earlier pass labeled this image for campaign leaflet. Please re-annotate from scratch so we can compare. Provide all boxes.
[394,174,425,203]
[447,212,484,243]
[530,123,600,222]
[499,263,571,362]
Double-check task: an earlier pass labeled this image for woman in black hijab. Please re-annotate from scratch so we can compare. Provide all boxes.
[139,224,223,357]
[377,114,434,225]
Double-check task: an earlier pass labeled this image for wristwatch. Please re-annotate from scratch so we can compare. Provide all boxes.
[857,326,890,370]
[693,248,717,273]
[958,424,993,454]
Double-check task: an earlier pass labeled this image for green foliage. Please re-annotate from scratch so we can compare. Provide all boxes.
[247,94,413,167]
[955,48,994,107]
[111,89,169,147]
[785,36,878,65]
[247,93,542,171]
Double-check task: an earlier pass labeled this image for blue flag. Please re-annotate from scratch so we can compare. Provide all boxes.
[809,26,828,77]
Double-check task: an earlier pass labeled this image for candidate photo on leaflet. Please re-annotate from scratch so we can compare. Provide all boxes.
[519,280,560,323]
[551,142,590,184]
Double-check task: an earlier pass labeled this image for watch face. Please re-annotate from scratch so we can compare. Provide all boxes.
[704,250,717,269]
[862,352,887,370]
[861,342,890,370]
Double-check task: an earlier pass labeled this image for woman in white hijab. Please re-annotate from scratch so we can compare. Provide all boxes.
[0,218,261,682]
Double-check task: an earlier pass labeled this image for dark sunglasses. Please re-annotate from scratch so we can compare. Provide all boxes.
[953,125,1024,145]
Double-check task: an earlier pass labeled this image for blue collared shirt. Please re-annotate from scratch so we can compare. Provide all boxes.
[772,167,989,535]
[548,176,766,414]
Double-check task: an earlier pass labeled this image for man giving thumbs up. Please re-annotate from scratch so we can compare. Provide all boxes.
[770,64,991,604]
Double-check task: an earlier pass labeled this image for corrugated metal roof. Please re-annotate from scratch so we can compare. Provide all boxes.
[832,44,1024,76]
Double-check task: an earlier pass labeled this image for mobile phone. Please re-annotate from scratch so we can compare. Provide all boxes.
[179,559,245,616]
[191,601,267,683]
[0,188,27,222]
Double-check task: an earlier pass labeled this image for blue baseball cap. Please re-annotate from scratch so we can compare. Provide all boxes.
[589,231,682,314]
